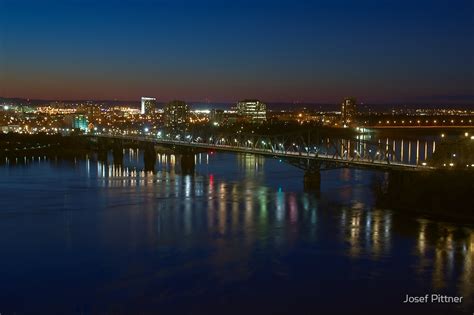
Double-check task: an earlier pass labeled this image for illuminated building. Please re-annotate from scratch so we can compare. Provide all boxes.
[141,97,156,115]
[341,97,357,126]
[164,100,189,131]
[236,100,267,123]
[77,104,101,124]
[210,109,225,125]
[72,115,89,131]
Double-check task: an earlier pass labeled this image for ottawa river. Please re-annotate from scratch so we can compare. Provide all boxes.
[0,149,473,315]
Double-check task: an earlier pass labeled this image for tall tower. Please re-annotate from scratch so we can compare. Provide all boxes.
[341,97,357,126]
[141,97,156,115]
[164,100,190,132]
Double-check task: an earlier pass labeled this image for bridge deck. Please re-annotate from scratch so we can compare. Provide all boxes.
[93,134,437,172]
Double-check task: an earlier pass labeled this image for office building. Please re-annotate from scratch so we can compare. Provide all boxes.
[341,97,357,126]
[141,97,156,115]
[236,100,267,123]
[164,100,190,131]
[72,115,89,132]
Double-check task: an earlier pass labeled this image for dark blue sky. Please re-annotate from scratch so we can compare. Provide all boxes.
[0,0,473,104]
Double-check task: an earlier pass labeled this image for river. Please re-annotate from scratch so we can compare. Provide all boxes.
[0,149,472,314]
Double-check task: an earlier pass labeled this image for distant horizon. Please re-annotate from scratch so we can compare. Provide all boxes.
[1,94,474,107]
[1,95,473,111]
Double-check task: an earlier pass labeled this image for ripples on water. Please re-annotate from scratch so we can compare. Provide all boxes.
[0,150,473,315]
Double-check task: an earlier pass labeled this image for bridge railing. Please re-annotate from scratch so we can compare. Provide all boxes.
[92,131,434,170]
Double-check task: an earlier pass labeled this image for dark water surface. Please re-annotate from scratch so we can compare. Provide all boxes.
[0,151,473,315]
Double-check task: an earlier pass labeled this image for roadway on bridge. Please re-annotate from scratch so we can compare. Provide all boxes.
[93,134,437,172]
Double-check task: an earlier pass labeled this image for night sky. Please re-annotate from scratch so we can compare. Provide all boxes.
[0,0,473,104]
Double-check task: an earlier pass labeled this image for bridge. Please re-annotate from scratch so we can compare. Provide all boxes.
[90,130,437,173]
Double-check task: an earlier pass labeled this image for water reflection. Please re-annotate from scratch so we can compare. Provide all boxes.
[237,154,265,176]
[86,153,473,305]
[0,149,473,314]
[414,219,474,301]
[340,207,393,259]
[341,135,438,164]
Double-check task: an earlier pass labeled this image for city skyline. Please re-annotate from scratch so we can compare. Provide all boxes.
[1,0,473,104]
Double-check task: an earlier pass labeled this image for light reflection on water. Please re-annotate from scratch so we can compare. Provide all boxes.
[336,134,438,164]
[0,149,472,314]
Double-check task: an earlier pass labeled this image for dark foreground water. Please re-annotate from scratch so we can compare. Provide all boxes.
[0,151,473,315]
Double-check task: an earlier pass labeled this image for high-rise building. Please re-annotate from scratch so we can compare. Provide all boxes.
[210,109,225,125]
[72,115,89,131]
[341,97,357,126]
[77,103,101,124]
[141,97,156,115]
[164,100,190,131]
[236,100,267,123]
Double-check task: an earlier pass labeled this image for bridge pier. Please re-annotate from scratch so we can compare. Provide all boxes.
[304,170,321,192]
[97,149,108,163]
[180,154,195,175]
[96,138,109,163]
[112,143,124,165]
[143,144,157,172]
